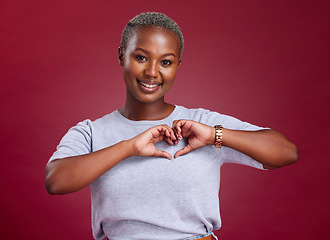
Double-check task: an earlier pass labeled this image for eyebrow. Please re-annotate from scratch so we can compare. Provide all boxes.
[134,47,176,58]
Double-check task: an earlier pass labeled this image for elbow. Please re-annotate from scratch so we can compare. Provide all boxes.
[45,179,71,195]
[45,168,80,195]
[45,182,57,195]
[45,165,59,195]
[45,182,58,195]
[45,177,64,195]
[278,142,299,168]
[287,143,299,165]
[45,164,68,195]
[277,143,299,168]
[276,131,299,167]
[281,141,299,166]
[264,143,299,169]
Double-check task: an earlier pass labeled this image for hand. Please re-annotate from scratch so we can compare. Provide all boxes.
[129,125,177,160]
[172,119,215,158]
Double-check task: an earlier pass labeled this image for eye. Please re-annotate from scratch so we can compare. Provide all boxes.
[161,59,172,66]
[135,55,147,62]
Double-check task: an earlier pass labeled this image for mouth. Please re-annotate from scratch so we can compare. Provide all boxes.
[137,80,161,92]
[138,80,161,88]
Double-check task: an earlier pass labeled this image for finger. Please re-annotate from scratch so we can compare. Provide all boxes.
[177,120,197,139]
[165,128,172,138]
[174,144,194,158]
[167,125,177,140]
[173,120,184,140]
[170,129,177,141]
[152,125,170,141]
[152,125,176,144]
[153,149,172,160]
[164,136,175,145]
[172,120,178,129]
[162,125,177,141]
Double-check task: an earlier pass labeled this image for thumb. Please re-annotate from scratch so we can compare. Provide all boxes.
[153,149,173,160]
[174,144,194,158]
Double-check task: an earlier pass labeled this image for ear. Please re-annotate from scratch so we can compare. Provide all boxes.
[118,47,124,66]
[178,59,181,67]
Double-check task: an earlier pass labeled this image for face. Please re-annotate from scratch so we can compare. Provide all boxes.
[119,26,181,104]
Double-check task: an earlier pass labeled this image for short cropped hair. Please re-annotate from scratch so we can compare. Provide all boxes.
[121,12,184,58]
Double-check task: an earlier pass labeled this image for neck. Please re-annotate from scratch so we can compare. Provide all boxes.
[119,96,175,121]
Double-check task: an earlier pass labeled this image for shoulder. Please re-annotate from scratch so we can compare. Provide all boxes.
[92,110,118,126]
[174,105,227,123]
[66,110,119,135]
[175,105,267,131]
[174,105,215,119]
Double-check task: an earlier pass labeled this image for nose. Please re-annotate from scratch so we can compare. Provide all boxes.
[144,60,159,78]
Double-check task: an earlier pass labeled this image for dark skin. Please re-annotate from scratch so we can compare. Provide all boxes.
[118,26,180,121]
[45,26,298,195]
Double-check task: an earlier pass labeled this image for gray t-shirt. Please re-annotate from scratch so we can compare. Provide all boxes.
[49,106,267,240]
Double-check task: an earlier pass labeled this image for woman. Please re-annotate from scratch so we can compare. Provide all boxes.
[45,12,298,240]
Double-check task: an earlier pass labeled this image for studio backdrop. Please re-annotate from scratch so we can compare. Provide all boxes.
[1,0,329,239]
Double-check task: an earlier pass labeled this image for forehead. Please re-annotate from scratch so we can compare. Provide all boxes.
[126,26,180,56]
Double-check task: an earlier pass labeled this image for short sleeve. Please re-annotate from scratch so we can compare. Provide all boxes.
[220,147,265,169]
[197,109,269,131]
[49,120,93,162]
[198,109,268,170]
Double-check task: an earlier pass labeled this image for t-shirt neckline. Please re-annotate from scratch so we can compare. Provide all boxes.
[114,105,179,125]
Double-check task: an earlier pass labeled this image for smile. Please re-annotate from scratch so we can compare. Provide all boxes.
[138,80,161,89]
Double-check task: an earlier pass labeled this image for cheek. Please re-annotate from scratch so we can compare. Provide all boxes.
[162,68,178,83]
[123,62,140,78]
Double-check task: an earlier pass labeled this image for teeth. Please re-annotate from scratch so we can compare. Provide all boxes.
[139,81,159,88]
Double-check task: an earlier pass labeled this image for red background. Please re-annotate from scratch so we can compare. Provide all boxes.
[1,0,329,239]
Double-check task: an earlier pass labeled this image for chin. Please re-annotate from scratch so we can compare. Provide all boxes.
[137,96,164,104]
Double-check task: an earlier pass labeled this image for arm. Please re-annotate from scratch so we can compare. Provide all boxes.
[221,128,298,169]
[172,120,298,169]
[45,125,176,195]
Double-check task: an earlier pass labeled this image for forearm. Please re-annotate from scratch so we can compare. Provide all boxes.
[221,128,299,169]
[45,140,135,195]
